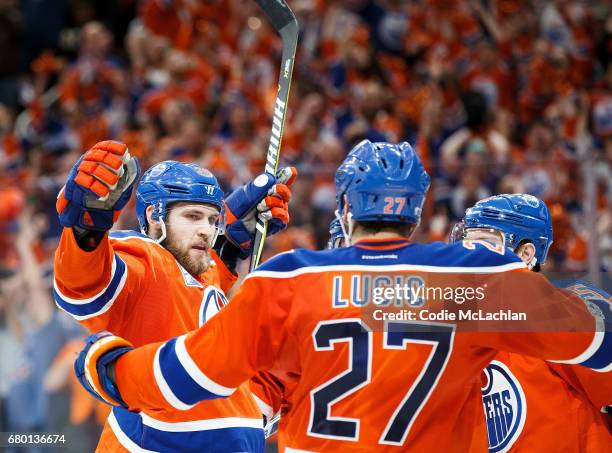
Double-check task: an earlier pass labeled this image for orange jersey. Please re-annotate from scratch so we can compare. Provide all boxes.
[53,229,264,452]
[479,280,612,452]
[549,364,612,414]
[480,354,611,452]
[548,281,612,415]
[113,238,610,452]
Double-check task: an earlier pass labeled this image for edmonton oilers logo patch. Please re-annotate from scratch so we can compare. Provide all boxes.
[517,194,540,208]
[481,361,527,453]
[199,286,229,326]
[148,162,167,177]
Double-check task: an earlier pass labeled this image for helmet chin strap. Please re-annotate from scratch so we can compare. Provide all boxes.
[155,218,168,244]
[140,219,167,244]
[526,256,537,270]
[212,207,226,248]
[334,209,354,247]
[211,226,221,248]
[141,202,169,244]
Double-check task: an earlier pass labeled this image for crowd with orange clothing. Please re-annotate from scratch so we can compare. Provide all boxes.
[0,0,611,448]
[1,1,610,271]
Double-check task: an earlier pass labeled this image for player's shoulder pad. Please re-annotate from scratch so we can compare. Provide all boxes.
[251,242,524,276]
[109,230,178,278]
[553,279,611,304]
[553,279,611,297]
[406,241,525,270]
[110,230,155,242]
[109,230,164,252]
[251,248,349,275]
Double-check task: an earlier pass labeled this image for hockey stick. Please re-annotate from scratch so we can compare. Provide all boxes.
[264,412,281,439]
[249,0,299,272]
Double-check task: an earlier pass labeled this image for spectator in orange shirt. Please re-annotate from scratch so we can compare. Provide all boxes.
[139,0,195,50]
[58,22,126,116]
[139,48,211,119]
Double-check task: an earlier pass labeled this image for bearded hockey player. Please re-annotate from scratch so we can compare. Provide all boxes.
[54,140,296,452]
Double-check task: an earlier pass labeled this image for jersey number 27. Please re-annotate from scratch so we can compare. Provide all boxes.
[308,319,455,445]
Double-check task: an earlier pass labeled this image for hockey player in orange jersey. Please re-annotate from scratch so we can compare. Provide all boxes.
[450,194,611,452]
[314,202,611,453]
[75,140,610,452]
[54,140,296,452]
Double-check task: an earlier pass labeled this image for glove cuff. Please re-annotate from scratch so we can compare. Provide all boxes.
[73,227,106,251]
[76,334,133,407]
[214,235,244,271]
[97,346,132,407]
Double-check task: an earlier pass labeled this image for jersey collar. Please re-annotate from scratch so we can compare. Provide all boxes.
[353,237,412,250]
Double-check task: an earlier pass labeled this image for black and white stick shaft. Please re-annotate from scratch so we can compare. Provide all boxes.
[249,0,298,271]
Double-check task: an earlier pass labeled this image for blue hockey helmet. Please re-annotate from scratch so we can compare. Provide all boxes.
[135,161,224,237]
[335,140,430,224]
[455,194,553,264]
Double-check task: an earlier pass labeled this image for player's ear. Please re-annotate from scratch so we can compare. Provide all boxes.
[517,242,536,265]
[145,205,158,225]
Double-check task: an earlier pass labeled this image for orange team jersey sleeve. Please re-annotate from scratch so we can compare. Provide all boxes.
[471,271,610,368]
[113,243,610,451]
[114,265,293,414]
[546,280,612,411]
[53,228,148,333]
[53,228,236,337]
[57,229,267,452]
[548,364,611,412]
[249,372,286,420]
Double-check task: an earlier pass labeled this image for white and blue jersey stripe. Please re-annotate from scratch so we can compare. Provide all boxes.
[154,335,236,410]
[109,407,264,453]
[53,252,128,320]
[551,280,612,372]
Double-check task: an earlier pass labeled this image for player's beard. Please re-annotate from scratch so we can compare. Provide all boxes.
[162,228,212,277]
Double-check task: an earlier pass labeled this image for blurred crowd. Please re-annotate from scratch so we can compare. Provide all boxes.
[0,0,611,450]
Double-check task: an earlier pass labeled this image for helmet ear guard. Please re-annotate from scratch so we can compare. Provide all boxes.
[327,218,346,249]
[141,202,168,243]
[333,207,354,248]
[142,202,163,227]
